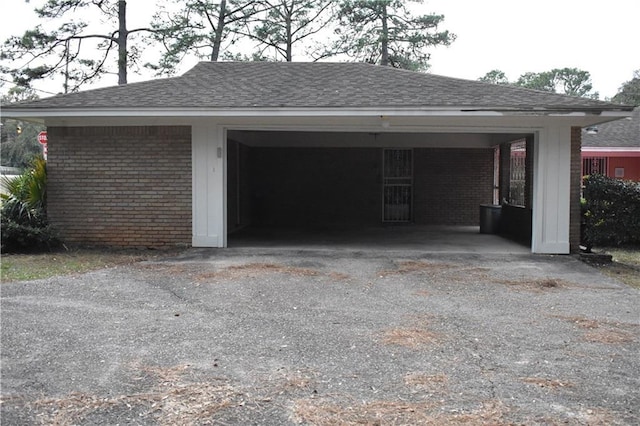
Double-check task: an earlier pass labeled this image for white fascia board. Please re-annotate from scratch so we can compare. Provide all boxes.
[1,106,506,119]
[3,106,630,125]
[582,147,640,153]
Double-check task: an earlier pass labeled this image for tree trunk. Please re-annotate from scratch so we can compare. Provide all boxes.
[285,10,292,61]
[380,3,389,66]
[118,0,128,84]
[211,0,226,61]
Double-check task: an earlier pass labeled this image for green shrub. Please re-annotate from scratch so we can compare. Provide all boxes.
[582,174,640,250]
[1,157,60,252]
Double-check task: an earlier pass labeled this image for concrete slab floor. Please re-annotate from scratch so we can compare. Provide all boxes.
[228,225,531,254]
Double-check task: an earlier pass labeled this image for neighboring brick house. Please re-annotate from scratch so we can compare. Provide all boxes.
[3,62,633,253]
[582,107,640,181]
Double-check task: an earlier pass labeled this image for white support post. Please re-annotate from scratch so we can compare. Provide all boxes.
[532,124,571,254]
[192,121,226,247]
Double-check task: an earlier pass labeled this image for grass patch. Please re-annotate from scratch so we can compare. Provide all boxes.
[0,249,166,283]
[590,247,640,289]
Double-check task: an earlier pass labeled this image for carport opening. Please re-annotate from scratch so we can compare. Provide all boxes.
[225,130,533,248]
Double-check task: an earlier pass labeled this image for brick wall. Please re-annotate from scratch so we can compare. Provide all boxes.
[569,126,582,252]
[244,147,493,227]
[248,147,382,227]
[47,126,192,247]
[414,148,494,225]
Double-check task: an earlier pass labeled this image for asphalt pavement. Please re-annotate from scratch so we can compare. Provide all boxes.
[1,247,639,425]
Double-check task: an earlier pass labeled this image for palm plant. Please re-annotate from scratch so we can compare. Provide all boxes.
[1,157,58,252]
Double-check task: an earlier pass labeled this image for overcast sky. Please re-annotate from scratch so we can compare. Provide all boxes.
[1,0,638,100]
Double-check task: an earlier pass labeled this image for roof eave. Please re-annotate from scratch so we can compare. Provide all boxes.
[1,105,634,119]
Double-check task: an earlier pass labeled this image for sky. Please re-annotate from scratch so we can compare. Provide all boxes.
[1,0,638,100]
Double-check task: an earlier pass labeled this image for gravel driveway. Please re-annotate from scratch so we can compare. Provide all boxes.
[1,248,639,425]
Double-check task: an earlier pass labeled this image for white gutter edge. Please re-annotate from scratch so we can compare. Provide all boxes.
[1,107,633,119]
[582,147,640,152]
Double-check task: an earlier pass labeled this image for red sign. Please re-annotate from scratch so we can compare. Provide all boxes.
[38,131,48,145]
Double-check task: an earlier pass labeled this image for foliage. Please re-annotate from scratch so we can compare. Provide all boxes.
[582,174,640,250]
[1,157,60,252]
[478,69,509,85]
[244,0,334,62]
[1,88,46,168]
[321,0,455,70]
[479,68,599,99]
[1,0,154,92]
[147,0,265,75]
[516,68,598,98]
[612,70,640,106]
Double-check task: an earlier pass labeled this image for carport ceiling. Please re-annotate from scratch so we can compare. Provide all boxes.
[228,130,530,148]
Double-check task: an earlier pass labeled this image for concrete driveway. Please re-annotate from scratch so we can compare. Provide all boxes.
[1,247,639,425]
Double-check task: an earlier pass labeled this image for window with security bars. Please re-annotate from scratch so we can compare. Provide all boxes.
[582,157,608,177]
[383,149,412,222]
[509,140,526,206]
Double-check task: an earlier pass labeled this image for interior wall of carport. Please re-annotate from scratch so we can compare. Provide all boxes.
[190,121,577,253]
[498,135,534,244]
[225,134,495,229]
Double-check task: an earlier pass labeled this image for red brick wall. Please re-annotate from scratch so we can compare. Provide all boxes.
[47,126,192,247]
[414,148,495,225]
[570,126,582,252]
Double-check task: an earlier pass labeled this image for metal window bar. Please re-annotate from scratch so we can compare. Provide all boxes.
[509,141,526,206]
[582,157,608,177]
[382,149,413,222]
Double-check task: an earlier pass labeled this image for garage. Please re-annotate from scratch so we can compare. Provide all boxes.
[225,130,529,237]
[4,62,632,253]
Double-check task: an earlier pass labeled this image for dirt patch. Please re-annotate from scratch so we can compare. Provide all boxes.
[554,315,637,345]
[327,272,351,281]
[521,377,573,389]
[497,278,572,292]
[195,262,320,282]
[292,397,437,425]
[379,316,439,349]
[28,364,242,426]
[404,373,448,391]
[584,329,635,344]
[380,328,438,348]
[256,367,316,398]
[378,261,489,286]
[292,397,508,425]
[378,260,455,277]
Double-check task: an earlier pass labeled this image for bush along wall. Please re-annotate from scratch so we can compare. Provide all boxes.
[582,174,640,250]
[1,157,60,252]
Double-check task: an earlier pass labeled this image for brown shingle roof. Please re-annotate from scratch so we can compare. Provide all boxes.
[6,62,635,111]
[582,107,640,148]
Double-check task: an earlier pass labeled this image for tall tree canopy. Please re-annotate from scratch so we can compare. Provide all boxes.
[478,69,509,85]
[148,0,266,75]
[612,70,640,106]
[479,67,599,99]
[0,88,45,169]
[516,68,597,98]
[243,0,334,62]
[322,0,455,70]
[1,0,154,92]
